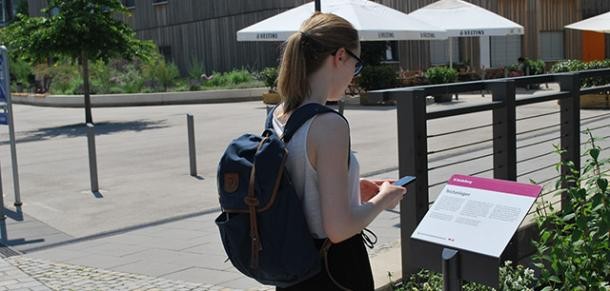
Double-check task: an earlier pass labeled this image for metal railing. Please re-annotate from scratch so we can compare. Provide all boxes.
[376,68,610,281]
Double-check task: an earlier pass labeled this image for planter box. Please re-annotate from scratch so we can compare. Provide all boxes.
[580,93,610,109]
[433,94,453,103]
[359,91,384,105]
[262,92,281,104]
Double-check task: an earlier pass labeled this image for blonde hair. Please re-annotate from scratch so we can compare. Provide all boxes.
[277,12,358,113]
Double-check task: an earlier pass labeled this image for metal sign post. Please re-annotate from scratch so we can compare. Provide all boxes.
[0,46,21,207]
[442,248,462,291]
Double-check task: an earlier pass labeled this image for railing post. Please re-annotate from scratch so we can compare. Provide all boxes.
[490,80,517,180]
[556,73,581,211]
[395,89,429,278]
[489,80,518,261]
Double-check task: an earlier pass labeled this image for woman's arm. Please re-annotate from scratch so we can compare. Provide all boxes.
[308,113,406,243]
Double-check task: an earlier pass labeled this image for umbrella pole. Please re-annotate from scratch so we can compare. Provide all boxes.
[448,37,453,69]
[315,0,321,11]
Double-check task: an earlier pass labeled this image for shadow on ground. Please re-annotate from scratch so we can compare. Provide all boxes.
[1,207,45,249]
[0,120,169,145]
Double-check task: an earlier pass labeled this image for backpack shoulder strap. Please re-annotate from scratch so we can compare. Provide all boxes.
[282,103,339,143]
[265,103,350,163]
[264,105,278,130]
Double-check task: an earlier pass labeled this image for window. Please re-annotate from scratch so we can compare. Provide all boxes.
[123,0,135,9]
[539,32,564,61]
[0,0,7,25]
[491,35,522,67]
[153,0,168,5]
[430,38,459,66]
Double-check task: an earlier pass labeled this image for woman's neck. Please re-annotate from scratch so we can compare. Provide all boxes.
[306,70,333,104]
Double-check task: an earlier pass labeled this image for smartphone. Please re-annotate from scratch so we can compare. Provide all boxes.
[393,176,416,187]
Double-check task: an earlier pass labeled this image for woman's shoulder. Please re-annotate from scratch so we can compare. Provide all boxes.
[309,111,349,145]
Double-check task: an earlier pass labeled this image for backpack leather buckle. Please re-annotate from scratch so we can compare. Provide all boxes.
[244,196,259,207]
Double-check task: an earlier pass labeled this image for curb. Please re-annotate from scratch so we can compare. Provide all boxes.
[371,240,401,291]
[11,88,268,108]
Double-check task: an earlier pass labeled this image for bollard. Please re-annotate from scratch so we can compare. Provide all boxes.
[187,114,197,176]
[86,123,99,193]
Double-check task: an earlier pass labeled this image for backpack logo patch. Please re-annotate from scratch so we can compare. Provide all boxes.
[224,173,239,193]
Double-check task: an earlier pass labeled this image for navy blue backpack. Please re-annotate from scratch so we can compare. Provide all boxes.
[215,103,346,287]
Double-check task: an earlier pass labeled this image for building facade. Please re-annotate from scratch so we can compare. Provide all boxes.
[27,0,610,74]
[0,0,27,26]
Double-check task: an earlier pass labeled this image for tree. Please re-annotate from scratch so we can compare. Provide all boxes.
[4,0,154,123]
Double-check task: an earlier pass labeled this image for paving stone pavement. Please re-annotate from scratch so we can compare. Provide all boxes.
[0,256,50,291]
[4,256,272,291]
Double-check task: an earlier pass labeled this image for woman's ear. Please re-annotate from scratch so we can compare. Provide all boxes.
[332,48,347,66]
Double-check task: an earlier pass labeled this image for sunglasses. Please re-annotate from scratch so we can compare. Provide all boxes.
[332,48,364,76]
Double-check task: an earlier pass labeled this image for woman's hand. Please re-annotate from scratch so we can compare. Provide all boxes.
[360,178,395,202]
[376,181,407,209]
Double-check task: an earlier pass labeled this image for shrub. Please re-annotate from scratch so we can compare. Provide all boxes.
[90,60,113,94]
[204,69,254,88]
[142,56,180,92]
[393,261,535,291]
[9,57,33,91]
[187,59,204,90]
[532,130,610,290]
[227,69,252,84]
[116,64,145,93]
[187,59,204,81]
[582,59,610,87]
[425,66,458,85]
[259,67,278,91]
[550,59,610,88]
[550,59,586,73]
[46,63,80,94]
[526,59,545,75]
[357,65,399,91]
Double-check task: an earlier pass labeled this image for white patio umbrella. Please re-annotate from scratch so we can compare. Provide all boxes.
[409,0,524,68]
[566,11,610,33]
[237,0,447,42]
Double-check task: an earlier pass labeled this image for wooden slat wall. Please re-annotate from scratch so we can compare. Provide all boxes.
[28,0,47,16]
[131,0,308,73]
[24,0,610,73]
[583,0,610,18]
[537,0,582,60]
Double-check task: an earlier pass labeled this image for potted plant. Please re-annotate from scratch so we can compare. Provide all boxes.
[424,66,457,102]
[356,65,400,105]
[259,67,281,105]
[551,59,610,109]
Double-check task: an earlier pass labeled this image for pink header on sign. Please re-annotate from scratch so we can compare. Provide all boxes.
[447,174,542,198]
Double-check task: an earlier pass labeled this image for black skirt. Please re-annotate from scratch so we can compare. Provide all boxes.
[276,233,374,291]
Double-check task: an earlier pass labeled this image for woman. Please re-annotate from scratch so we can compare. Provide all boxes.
[271,12,407,291]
